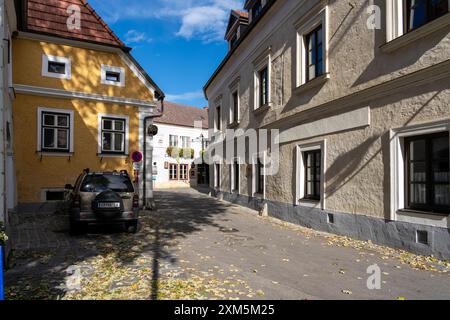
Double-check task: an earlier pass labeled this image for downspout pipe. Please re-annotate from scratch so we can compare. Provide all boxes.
[143,97,164,210]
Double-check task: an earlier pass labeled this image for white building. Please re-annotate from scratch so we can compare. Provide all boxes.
[0,0,17,258]
[153,101,209,189]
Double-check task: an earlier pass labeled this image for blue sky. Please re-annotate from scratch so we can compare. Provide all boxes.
[89,0,244,108]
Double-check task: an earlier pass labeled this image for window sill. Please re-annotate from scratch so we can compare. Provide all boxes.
[253,104,270,115]
[294,73,330,95]
[298,198,321,208]
[228,121,240,129]
[397,209,450,217]
[381,13,450,53]
[37,151,73,157]
[253,192,264,199]
[97,153,129,158]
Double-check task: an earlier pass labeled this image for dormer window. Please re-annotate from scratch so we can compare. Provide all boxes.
[252,0,263,20]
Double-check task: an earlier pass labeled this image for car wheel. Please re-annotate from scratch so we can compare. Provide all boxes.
[126,221,139,234]
[70,221,86,235]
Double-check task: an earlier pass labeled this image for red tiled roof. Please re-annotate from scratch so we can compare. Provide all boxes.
[155,101,208,129]
[26,0,125,47]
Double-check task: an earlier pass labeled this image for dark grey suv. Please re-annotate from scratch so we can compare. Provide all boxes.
[65,170,139,234]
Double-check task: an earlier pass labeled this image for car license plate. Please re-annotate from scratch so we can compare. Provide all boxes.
[98,202,120,208]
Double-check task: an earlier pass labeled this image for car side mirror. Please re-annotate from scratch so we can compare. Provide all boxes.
[65,184,74,190]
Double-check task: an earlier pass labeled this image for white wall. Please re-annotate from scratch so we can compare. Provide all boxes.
[1,0,17,225]
[152,123,208,188]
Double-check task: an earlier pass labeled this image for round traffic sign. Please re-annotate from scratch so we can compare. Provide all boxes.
[131,151,143,163]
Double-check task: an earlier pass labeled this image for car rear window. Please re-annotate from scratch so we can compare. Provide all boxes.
[80,174,134,193]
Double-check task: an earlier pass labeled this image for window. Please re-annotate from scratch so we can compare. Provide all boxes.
[404,132,449,213]
[180,164,189,180]
[296,6,328,88]
[296,142,325,208]
[40,111,71,152]
[214,163,221,188]
[80,174,134,193]
[101,117,126,154]
[305,26,324,82]
[303,150,322,200]
[48,61,66,75]
[232,160,240,192]
[255,158,264,194]
[169,135,179,147]
[258,67,269,107]
[181,136,191,148]
[6,121,11,150]
[253,51,271,110]
[215,106,222,131]
[105,71,121,83]
[169,164,178,180]
[42,55,71,79]
[252,0,263,20]
[101,65,125,87]
[405,0,448,32]
[230,91,239,124]
[45,190,66,201]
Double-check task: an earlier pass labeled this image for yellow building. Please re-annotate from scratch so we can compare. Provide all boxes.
[12,0,164,209]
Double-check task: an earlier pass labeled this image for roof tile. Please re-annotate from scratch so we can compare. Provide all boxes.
[155,101,208,129]
[26,0,125,47]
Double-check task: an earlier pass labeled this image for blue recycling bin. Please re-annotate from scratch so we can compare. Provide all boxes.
[0,245,3,300]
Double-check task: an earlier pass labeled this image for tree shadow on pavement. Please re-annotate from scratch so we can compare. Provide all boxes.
[4,189,233,300]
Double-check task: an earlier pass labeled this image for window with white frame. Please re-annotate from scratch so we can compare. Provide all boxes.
[101,65,125,87]
[391,123,450,218]
[386,0,449,42]
[296,6,329,88]
[305,26,324,82]
[42,55,71,80]
[181,136,191,148]
[296,142,326,208]
[253,52,271,110]
[231,158,240,193]
[180,164,189,180]
[252,154,265,196]
[169,135,179,147]
[214,163,221,188]
[98,115,129,155]
[169,164,178,180]
[230,90,240,125]
[215,105,222,131]
[37,107,74,154]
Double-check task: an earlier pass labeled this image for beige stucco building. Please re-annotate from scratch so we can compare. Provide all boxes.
[204,0,450,259]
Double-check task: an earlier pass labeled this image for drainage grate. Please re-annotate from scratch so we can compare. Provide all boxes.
[416,230,428,245]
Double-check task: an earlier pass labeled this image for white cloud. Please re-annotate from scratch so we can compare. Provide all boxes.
[165,91,205,102]
[89,0,244,43]
[124,30,152,44]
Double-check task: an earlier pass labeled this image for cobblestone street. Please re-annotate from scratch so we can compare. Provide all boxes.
[4,189,450,300]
